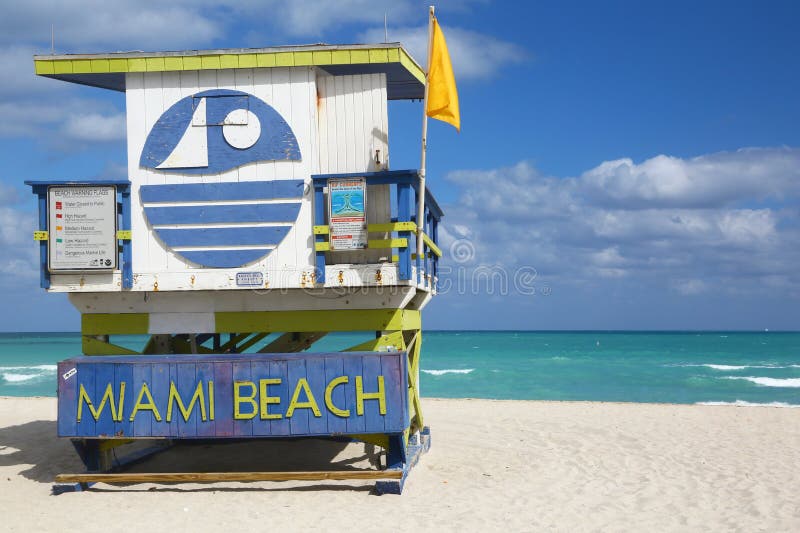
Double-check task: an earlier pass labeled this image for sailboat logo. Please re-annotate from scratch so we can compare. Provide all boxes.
[139,89,301,174]
[137,89,304,269]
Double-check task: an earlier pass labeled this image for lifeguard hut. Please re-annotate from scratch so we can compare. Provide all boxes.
[27,42,443,494]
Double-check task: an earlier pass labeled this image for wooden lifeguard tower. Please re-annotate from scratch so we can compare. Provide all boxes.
[27,42,443,494]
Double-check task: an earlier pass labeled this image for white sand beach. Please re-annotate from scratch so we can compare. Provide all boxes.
[1,397,799,532]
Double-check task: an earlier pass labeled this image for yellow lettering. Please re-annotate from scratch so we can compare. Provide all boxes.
[355,375,386,416]
[77,382,122,422]
[128,382,162,422]
[234,381,257,420]
[166,381,207,422]
[286,378,321,418]
[259,378,283,420]
[324,376,350,417]
[208,380,215,421]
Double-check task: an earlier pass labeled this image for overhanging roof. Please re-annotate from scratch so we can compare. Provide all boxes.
[33,43,425,100]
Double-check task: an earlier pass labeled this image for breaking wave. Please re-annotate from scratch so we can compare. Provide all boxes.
[723,376,800,388]
[0,365,57,385]
[697,400,800,408]
[421,368,475,376]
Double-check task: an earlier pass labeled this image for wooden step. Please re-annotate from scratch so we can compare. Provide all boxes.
[55,470,402,484]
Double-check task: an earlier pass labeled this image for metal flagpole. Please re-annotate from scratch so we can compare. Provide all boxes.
[417,6,435,270]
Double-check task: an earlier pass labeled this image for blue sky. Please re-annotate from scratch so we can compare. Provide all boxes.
[0,0,799,330]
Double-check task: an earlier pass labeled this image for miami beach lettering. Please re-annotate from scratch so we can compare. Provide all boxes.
[76,374,387,423]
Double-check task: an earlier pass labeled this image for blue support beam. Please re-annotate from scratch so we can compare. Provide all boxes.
[314,182,327,283]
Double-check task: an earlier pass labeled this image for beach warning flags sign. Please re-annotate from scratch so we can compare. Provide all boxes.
[425,15,460,131]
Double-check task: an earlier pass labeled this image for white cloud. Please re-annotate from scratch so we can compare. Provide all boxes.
[442,148,800,296]
[360,24,527,79]
[0,1,221,51]
[61,112,126,142]
[580,147,800,208]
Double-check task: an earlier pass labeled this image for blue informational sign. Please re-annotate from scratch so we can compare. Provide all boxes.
[328,178,367,250]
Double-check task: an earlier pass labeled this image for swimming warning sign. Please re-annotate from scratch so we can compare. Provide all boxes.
[47,186,118,271]
[328,178,367,251]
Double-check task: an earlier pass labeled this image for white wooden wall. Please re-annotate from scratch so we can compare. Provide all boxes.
[125,67,318,283]
[43,67,399,293]
[316,72,391,264]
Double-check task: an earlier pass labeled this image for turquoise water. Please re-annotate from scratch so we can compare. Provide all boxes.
[1,331,798,406]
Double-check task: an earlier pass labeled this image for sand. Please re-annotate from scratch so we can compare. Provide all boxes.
[1,397,799,532]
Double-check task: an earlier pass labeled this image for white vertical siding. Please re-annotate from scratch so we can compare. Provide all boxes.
[125,67,318,280]
[316,72,391,264]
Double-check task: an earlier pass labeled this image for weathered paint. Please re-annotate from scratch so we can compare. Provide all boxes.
[57,352,409,439]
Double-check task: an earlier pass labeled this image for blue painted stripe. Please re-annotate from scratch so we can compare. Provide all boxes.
[144,202,301,225]
[178,249,271,268]
[154,226,290,248]
[140,180,304,203]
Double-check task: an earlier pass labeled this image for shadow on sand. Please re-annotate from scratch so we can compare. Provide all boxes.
[0,419,382,493]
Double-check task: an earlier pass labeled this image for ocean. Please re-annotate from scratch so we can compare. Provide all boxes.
[1,331,798,407]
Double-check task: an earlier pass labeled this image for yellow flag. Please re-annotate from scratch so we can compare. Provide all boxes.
[425,16,460,131]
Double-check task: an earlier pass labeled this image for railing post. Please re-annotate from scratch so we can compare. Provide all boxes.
[413,186,422,284]
[314,181,327,284]
[397,183,412,281]
[120,186,133,289]
[36,189,50,289]
[432,218,439,289]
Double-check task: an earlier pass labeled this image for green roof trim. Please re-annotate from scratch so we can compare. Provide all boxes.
[33,43,426,100]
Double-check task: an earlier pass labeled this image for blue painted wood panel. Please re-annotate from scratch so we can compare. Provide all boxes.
[140,180,304,203]
[114,363,134,438]
[76,362,96,438]
[154,226,290,248]
[195,361,215,437]
[57,352,408,439]
[268,360,290,436]
[131,364,151,437]
[144,202,301,225]
[177,249,272,269]
[57,362,77,437]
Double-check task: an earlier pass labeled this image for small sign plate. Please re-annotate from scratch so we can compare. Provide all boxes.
[236,271,264,287]
[328,178,367,250]
[47,186,117,272]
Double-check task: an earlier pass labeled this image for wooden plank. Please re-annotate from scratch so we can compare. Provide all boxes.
[139,180,304,202]
[251,359,270,437]
[268,360,290,436]
[368,238,408,249]
[57,361,78,437]
[55,470,402,483]
[82,313,148,335]
[114,363,134,438]
[156,224,292,248]
[306,357,328,435]
[344,356,365,434]
[176,363,198,438]
[213,362,233,437]
[76,362,96,437]
[131,364,152,437]
[324,356,347,434]
[143,202,301,225]
[381,354,404,433]
[232,361,254,437]
[150,363,170,437]
[361,355,385,433]
[195,362,215,437]
[287,358,309,435]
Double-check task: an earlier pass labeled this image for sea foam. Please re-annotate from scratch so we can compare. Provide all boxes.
[0,365,57,385]
[697,400,800,408]
[724,376,800,388]
[422,368,475,376]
